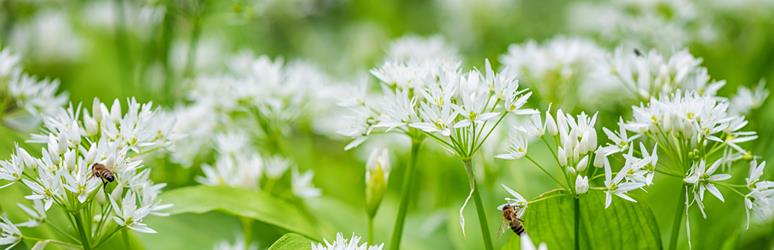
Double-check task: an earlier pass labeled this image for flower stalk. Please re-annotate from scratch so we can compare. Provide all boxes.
[463,159,493,250]
[668,184,687,250]
[389,138,422,250]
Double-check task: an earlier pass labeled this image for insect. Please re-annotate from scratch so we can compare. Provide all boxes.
[634,48,643,57]
[91,163,115,185]
[499,204,525,236]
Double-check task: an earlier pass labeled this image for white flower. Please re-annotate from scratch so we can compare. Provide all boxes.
[520,233,548,250]
[197,153,263,190]
[498,184,528,218]
[603,158,645,208]
[0,147,32,188]
[684,160,731,203]
[373,89,417,131]
[265,156,292,180]
[16,200,47,227]
[292,168,321,198]
[411,100,456,137]
[0,216,22,247]
[110,191,156,234]
[730,81,768,115]
[497,129,529,160]
[576,175,589,195]
[745,181,774,228]
[311,233,383,250]
[746,160,766,188]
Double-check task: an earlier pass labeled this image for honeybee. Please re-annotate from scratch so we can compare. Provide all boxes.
[499,204,525,236]
[91,163,115,185]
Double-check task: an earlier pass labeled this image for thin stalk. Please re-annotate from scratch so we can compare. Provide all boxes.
[121,228,130,249]
[573,197,580,250]
[463,159,494,250]
[241,217,253,247]
[368,216,375,245]
[389,138,422,250]
[668,184,687,250]
[73,213,91,250]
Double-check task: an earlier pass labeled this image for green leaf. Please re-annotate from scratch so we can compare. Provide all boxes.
[516,192,661,250]
[159,185,318,239]
[268,233,313,250]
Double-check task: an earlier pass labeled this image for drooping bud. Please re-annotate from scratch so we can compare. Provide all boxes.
[365,148,390,218]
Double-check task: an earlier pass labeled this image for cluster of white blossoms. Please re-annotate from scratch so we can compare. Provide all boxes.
[177,53,325,203]
[311,233,383,250]
[384,35,460,64]
[500,37,607,109]
[567,0,715,50]
[0,98,176,248]
[498,37,754,111]
[0,48,68,130]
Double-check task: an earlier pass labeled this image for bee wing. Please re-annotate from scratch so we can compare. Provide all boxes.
[497,217,509,239]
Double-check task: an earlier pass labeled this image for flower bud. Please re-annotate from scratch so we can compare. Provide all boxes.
[84,113,99,136]
[575,175,589,194]
[365,148,390,217]
[557,147,567,166]
[545,113,558,135]
[92,98,103,122]
[576,155,589,172]
[593,148,606,168]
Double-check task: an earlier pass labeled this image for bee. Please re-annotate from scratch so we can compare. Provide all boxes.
[634,48,643,57]
[91,163,115,185]
[499,204,525,236]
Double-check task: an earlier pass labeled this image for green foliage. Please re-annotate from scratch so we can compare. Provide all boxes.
[268,233,313,250]
[159,186,319,239]
[521,192,661,250]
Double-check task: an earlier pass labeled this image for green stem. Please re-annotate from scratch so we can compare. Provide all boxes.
[121,228,130,249]
[73,213,91,250]
[574,197,580,250]
[368,216,375,245]
[463,159,494,250]
[241,217,253,247]
[668,184,687,250]
[389,138,422,250]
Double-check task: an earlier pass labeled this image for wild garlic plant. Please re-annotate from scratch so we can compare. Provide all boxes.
[0,48,67,131]
[384,59,534,250]
[312,232,384,250]
[0,98,175,250]
[613,90,772,249]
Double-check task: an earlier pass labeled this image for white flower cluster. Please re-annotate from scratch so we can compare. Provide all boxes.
[341,59,534,153]
[311,233,383,250]
[384,35,460,64]
[0,98,176,247]
[567,0,715,50]
[500,37,607,109]
[0,48,68,130]
[594,48,724,101]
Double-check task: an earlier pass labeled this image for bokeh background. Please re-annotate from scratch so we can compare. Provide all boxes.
[1,0,773,249]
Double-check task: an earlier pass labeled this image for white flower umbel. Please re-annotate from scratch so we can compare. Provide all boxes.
[385,35,460,64]
[593,48,724,102]
[500,37,607,109]
[567,0,714,50]
[311,233,384,250]
[0,98,175,249]
[0,48,68,131]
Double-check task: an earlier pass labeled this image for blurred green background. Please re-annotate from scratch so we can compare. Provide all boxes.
[1,0,773,249]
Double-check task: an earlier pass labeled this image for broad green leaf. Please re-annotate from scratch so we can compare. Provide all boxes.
[268,233,312,250]
[160,185,318,238]
[507,191,661,250]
